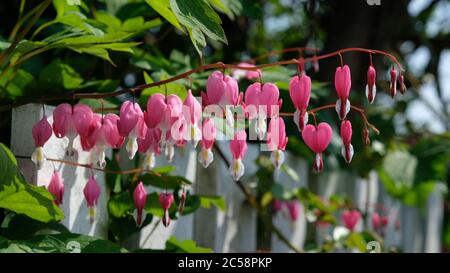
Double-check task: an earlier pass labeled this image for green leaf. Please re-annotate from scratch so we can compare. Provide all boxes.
[170,0,227,43]
[188,27,206,56]
[0,69,37,99]
[165,236,213,253]
[140,173,192,190]
[152,165,176,174]
[0,143,64,223]
[108,191,134,218]
[95,11,122,31]
[145,0,184,32]
[0,233,127,253]
[199,195,226,211]
[39,59,84,90]
[0,214,69,240]
[345,232,368,252]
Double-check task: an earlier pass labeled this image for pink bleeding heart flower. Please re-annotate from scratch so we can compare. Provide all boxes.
[53,103,94,156]
[47,171,64,206]
[229,130,248,181]
[81,113,124,168]
[159,192,174,227]
[182,90,202,147]
[366,65,377,104]
[232,62,261,80]
[31,115,53,169]
[145,94,184,162]
[399,74,406,95]
[341,210,361,231]
[138,127,162,171]
[202,71,242,127]
[164,113,186,163]
[133,181,147,227]
[302,123,333,172]
[286,200,300,222]
[144,94,167,129]
[117,101,147,160]
[289,74,311,132]
[83,175,101,223]
[198,118,217,168]
[178,189,187,213]
[334,65,352,120]
[340,120,354,163]
[372,212,389,232]
[244,82,281,139]
[267,117,288,169]
[390,66,397,98]
[272,199,284,213]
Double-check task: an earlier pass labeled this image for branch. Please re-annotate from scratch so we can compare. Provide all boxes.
[0,47,403,112]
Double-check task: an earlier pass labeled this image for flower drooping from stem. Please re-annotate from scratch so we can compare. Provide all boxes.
[52,103,94,156]
[244,82,281,140]
[159,192,174,227]
[83,175,101,223]
[289,74,311,132]
[198,118,216,168]
[341,209,361,231]
[229,130,248,181]
[366,65,377,104]
[117,101,147,160]
[183,89,202,147]
[340,120,354,163]
[334,65,352,120]
[32,115,53,169]
[133,181,147,227]
[390,66,397,98]
[137,128,162,171]
[47,171,64,206]
[302,123,333,172]
[267,117,288,169]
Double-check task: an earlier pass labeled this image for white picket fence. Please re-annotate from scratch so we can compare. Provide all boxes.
[11,104,444,252]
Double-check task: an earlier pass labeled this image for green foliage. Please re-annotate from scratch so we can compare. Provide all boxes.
[0,143,63,223]
[0,233,127,253]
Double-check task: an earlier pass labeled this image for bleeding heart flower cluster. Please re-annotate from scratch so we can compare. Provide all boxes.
[32,57,405,225]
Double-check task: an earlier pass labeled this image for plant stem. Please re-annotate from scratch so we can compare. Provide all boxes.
[0,47,403,112]
[0,0,52,68]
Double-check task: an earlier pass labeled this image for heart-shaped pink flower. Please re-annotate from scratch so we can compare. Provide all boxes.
[289,75,311,131]
[203,71,241,107]
[244,82,281,118]
[117,101,147,159]
[302,122,333,172]
[342,209,361,231]
[52,103,94,156]
[334,65,352,120]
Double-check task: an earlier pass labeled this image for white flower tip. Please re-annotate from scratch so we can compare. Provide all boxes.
[229,159,245,181]
[341,144,354,163]
[132,209,147,227]
[271,150,285,169]
[143,152,156,171]
[335,98,350,120]
[198,148,214,168]
[165,144,175,163]
[126,137,138,160]
[31,147,45,170]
